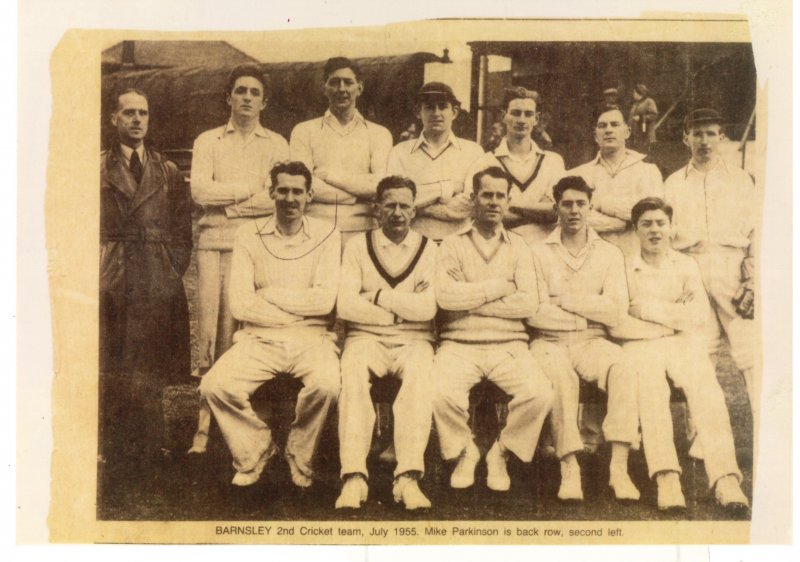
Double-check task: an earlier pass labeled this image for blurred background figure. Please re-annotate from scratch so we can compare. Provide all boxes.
[482,121,505,152]
[602,87,620,109]
[628,83,659,153]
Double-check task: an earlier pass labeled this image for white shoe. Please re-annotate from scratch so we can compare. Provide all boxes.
[231,443,276,487]
[656,472,686,511]
[557,459,584,502]
[285,450,313,488]
[393,475,431,510]
[485,441,511,492]
[335,475,368,509]
[609,470,641,502]
[715,475,749,510]
[450,440,480,489]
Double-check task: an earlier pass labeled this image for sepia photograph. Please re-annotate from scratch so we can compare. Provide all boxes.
[32,5,791,548]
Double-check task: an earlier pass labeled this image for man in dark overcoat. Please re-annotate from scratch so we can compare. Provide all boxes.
[100,88,192,463]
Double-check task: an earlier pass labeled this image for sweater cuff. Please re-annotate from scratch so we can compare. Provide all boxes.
[482,279,510,302]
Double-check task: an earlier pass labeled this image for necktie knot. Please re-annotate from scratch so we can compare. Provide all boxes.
[130,150,143,184]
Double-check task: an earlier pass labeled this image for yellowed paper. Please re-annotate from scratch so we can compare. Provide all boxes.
[30,6,791,551]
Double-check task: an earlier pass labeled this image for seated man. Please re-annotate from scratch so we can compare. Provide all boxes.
[528,176,640,502]
[336,175,438,510]
[611,197,749,512]
[200,161,341,488]
[432,166,553,492]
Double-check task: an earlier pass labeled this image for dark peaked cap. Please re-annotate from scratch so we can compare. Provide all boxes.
[417,81,461,106]
[684,108,723,131]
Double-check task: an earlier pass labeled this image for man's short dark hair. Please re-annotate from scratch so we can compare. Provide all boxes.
[472,166,511,194]
[631,197,673,226]
[594,104,625,126]
[553,176,593,203]
[226,63,267,96]
[270,161,312,192]
[115,87,149,111]
[376,175,417,201]
[323,57,362,82]
[503,86,541,111]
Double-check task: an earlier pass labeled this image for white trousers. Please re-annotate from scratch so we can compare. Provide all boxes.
[196,250,237,371]
[625,335,742,487]
[338,338,434,479]
[199,334,340,476]
[432,341,553,463]
[690,248,756,405]
[530,337,639,459]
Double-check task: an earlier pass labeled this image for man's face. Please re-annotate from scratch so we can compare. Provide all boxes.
[324,67,363,113]
[227,76,266,120]
[594,109,630,151]
[472,175,510,227]
[111,92,149,147]
[377,187,416,239]
[556,188,591,235]
[503,98,538,140]
[635,208,672,254]
[418,99,457,136]
[270,173,312,222]
[684,123,722,165]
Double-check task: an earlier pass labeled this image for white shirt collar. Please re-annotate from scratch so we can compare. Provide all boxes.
[411,131,461,154]
[685,157,728,178]
[258,215,312,242]
[630,249,681,271]
[493,137,543,159]
[323,108,366,128]
[119,143,145,164]
[375,228,420,249]
[545,225,602,248]
[469,223,511,244]
[222,119,271,139]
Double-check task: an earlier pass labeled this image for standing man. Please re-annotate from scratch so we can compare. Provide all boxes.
[527,176,640,502]
[191,64,290,378]
[335,176,438,510]
[664,108,758,410]
[100,88,192,461]
[290,57,393,238]
[432,167,553,492]
[570,106,663,258]
[387,82,485,241]
[611,197,749,511]
[199,161,341,488]
[468,87,565,246]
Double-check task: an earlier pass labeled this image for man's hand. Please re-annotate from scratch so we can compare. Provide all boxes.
[628,304,644,319]
[732,281,755,319]
[447,267,466,282]
[414,280,430,293]
[676,290,694,304]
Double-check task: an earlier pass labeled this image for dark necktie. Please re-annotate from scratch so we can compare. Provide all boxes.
[130,150,143,184]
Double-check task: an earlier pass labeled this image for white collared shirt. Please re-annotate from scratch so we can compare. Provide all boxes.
[664,158,756,251]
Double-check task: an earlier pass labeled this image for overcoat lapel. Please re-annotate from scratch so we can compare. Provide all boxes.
[129,148,165,214]
[103,146,138,201]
